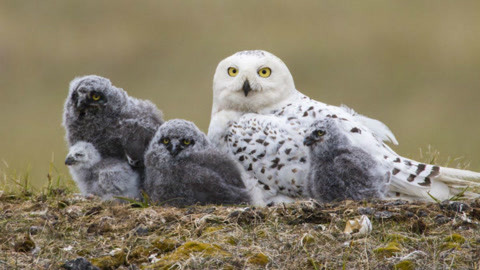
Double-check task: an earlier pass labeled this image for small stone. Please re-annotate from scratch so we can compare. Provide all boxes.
[133,225,149,236]
[435,215,450,225]
[410,219,427,234]
[404,211,415,218]
[29,226,41,235]
[417,210,428,217]
[203,207,216,214]
[62,257,100,270]
[440,201,470,212]
[85,206,103,216]
[14,234,35,253]
[384,200,408,206]
[375,211,393,220]
[185,207,196,215]
[358,207,375,215]
[471,208,480,220]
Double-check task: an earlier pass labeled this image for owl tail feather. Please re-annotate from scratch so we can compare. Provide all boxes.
[387,157,480,202]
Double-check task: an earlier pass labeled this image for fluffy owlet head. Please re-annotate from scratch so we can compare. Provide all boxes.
[65,75,128,118]
[146,119,210,164]
[304,119,352,157]
[65,141,102,169]
[212,50,296,113]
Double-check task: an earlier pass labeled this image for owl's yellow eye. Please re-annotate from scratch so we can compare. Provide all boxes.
[258,67,271,78]
[91,94,101,101]
[162,138,170,144]
[316,130,325,137]
[227,67,238,77]
[183,139,191,145]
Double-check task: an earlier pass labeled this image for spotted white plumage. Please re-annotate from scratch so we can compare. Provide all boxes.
[209,50,480,204]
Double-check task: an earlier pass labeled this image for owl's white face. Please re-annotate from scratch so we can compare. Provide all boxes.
[212,50,296,114]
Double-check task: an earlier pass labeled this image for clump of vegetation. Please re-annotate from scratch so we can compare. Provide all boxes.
[1,157,480,269]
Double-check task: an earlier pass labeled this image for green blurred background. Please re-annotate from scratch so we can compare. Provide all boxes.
[1,1,479,189]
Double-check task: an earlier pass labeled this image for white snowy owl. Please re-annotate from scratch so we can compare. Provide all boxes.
[208,50,480,204]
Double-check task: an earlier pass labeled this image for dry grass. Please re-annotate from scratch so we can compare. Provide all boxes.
[2,187,480,269]
[2,151,480,269]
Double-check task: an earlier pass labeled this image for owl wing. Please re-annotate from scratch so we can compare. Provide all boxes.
[188,174,251,205]
[96,160,140,199]
[224,113,310,202]
[119,118,159,167]
[187,150,246,188]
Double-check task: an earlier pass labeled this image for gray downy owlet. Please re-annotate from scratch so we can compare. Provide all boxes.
[62,75,164,186]
[144,119,251,206]
[65,141,140,201]
[304,118,391,202]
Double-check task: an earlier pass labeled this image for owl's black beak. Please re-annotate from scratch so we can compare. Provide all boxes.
[75,97,89,111]
[168,143,183,157]
[243,80,252,97]
[65,156,76,166]
[304,133,324,146]
[303,135,315,146]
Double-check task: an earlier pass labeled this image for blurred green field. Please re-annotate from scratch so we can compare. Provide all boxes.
[1,1,479,188]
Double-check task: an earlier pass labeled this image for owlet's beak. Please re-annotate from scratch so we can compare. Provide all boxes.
[304,133,323,146]
[242,80,252,97]
[167,143,184,157]
[65,156,76,166]
[303,135,316,146]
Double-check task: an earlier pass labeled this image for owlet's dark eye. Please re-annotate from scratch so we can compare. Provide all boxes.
[316,130,325,137]
[162,138,170,144]
[182,139,191,145]
[91,94,101,101]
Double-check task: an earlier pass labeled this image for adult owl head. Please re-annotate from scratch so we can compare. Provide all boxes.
[212,50,296,114]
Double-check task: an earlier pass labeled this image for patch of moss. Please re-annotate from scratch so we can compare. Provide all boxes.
[247,252,269,266]
[90,250,126,270]
[444,234,465,244]
[441,234,466,250]
[373,241,402,258]
[202,226,225,235]
[151,238,180,253]
[129,246,150,263]
[225,236,238,246]
[256,230,267,238]
[57,200,70,209]
[301,234,315,245]
[146,241,231,269]
[385,234,414,244]
[76,248,92,257]
[394,260,415,270]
